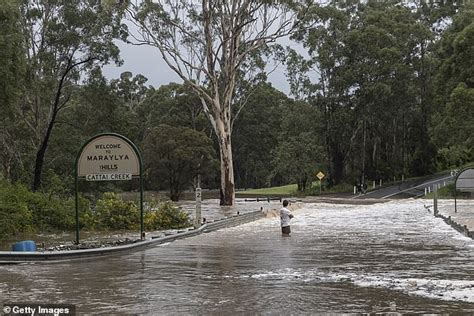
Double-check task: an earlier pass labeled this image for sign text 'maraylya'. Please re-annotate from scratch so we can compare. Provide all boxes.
[86,154,130,161]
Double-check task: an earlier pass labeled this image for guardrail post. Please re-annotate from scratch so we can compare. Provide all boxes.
[433,184,438,216]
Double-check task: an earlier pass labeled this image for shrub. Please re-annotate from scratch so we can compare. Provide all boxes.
[436,146,472,170]
[27,193,75,231]
[0,182,191,240]
[424,183,458,199]
[0,181,34,239]
[145,200,191,230]
[93,192,139,230]
[0,180,88,239]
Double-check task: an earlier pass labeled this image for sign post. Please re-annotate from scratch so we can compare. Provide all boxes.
[75,133,144,245]
[316,171,325,194]
[195,175,202,228]
[454,168,474,213]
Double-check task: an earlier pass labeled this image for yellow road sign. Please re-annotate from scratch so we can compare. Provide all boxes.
[316,171,325,180]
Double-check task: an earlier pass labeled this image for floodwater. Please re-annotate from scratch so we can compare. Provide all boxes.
[177,198,282,219]
[1,199,474,314]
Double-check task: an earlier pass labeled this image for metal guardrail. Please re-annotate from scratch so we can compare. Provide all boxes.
[0,210,265,264]
[435,213,474,239]
[243,197,283,202]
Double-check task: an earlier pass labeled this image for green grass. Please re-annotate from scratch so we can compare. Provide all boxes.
[238,184,297,195]
[238,181,353,196]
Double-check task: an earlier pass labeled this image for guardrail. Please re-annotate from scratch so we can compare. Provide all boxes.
[243,197,282,202]
[0,210,265,264]
[435,212,474,239]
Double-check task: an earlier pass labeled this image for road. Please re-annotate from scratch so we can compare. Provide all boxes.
[353,172,455,199]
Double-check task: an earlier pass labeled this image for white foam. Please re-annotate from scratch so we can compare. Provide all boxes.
[352,275,474,303]
[223,268,474,303]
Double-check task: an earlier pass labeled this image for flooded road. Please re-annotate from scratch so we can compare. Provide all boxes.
[1,199,474,314]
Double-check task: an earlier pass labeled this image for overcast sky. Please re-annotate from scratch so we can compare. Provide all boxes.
[102,41,292,95]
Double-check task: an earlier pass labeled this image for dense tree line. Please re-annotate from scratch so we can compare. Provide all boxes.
[0,0,472,206]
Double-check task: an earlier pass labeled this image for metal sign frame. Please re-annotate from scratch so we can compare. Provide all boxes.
[454,167,474,213]
[74,133,144,244]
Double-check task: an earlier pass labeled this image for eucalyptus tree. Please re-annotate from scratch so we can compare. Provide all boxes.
[137,82,209,134]
[348,2,436,178]
[0,0,26,181]
[142,125,217,201]
[289,1,435,184]
[288,3,357,185]
[110,71,150,110]
[232,83,287,189]
[42,70,141,191]
[271,101,325,192]
[431,4,474,168]
[19,0,124,191]
[125,0,301,205]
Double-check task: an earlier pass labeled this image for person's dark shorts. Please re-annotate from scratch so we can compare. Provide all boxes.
[281,226,291,234]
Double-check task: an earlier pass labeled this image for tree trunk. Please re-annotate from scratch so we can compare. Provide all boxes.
[208,99,236,206]
[332,151,345,185]
[218,133,235,206]
[170,189,180,201]
[32,111,57,191]
[361,119,367,185]
[31,60,72,191]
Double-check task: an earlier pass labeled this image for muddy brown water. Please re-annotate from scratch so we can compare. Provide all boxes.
[1,200,474,314]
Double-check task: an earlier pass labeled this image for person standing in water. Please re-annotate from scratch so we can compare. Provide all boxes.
[280,200,294,236]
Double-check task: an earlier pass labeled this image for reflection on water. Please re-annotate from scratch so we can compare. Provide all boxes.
[1,200,474,314]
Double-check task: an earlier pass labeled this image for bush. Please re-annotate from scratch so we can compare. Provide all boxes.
[0,180,85,239]
[145,200,191,230]
[0,181,34,239]
[0,181,192,240]
[93,192,139,230]
[424,183,458,199]
[436,146,472,170]
[27,193,76,231]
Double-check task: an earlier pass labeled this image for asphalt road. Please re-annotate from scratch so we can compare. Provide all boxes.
[353,172,455,200]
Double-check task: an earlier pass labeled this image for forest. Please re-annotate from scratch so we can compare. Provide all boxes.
[0,0,473,235]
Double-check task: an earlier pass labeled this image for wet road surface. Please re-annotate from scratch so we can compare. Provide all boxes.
[1,199,473,314]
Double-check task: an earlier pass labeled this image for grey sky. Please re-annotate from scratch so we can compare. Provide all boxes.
[102,41,292,94]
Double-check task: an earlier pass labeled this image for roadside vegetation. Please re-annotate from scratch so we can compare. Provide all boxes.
[0,180,190,241]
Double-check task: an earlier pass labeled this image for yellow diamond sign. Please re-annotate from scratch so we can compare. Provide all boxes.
[316,171,325,180]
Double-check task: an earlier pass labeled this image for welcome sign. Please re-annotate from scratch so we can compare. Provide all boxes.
[77,134,140,181]
[75,133,144,244]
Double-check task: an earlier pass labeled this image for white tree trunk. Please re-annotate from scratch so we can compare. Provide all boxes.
[219,136,235,206]
[128,0,299,205]
[214,107,235,206]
